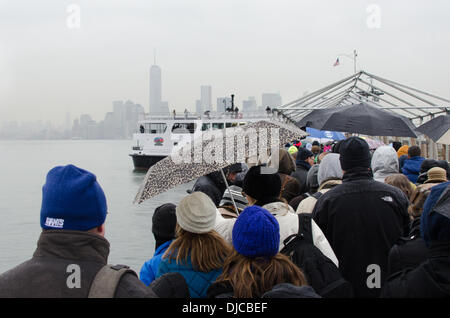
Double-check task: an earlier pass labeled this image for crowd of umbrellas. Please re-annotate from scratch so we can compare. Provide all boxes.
[135,104,449,205]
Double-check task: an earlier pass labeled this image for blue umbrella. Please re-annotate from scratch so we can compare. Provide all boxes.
[306,127,346,140]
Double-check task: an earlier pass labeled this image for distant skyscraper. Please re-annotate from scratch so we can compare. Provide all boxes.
[195,99,202,114]
[65,112,71,130]
[149,65,162,114]
[242,96,257,112]
[200,85,212,112]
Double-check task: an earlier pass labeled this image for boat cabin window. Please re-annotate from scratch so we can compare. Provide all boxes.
[212,123,224,130]
[144,123,167,134]
[172,122,197,134]
[225,123,239,128]
[202,123,211,131]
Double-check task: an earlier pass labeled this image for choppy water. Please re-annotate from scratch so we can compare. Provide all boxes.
[0,140,193,274]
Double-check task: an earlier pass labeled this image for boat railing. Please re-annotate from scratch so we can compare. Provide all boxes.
[143,111,273,121]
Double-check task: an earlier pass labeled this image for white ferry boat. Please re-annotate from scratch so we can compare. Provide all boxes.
[129,109,273,170]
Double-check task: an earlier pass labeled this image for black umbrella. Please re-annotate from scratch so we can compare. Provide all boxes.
[297,103,418,137]
[415,115,450,145]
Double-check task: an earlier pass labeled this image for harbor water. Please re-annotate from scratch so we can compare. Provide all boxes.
[0,140,193,274]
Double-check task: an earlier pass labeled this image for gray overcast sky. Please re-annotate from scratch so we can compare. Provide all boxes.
[1,0,449,125]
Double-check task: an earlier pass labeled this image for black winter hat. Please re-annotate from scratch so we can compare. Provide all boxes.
[420,159,439,174]
[339,137,371,170]
[242,165,281,201]
[152,203,177,240]
[392,141,402,152]
[297,147,314,161]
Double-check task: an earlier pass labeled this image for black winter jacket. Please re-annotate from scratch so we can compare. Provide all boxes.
[0,230,157,298]
[290,161,311,195]
[207,281,321,298]
[192,171,226,206]
[312,168,410,298]
[387,217,428,275]
[381,242,450,298]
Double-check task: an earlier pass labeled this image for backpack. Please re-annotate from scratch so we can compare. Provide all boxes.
[311,191,323,200]
[280,214,354,298]
[88,264,137,298]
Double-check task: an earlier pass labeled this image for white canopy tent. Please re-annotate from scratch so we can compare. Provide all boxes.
[273,70,450,159]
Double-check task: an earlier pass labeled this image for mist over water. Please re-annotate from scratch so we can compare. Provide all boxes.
[0,140,193,273]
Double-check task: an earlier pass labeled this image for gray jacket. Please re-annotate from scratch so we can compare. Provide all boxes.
[0,230,157,298]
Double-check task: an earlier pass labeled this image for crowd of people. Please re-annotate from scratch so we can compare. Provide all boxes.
[0,136,449,298]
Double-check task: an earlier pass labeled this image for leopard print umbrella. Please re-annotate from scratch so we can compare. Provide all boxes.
[134,120,307,204]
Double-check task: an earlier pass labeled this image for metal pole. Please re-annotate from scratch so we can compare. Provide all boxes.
[220,168,239,215]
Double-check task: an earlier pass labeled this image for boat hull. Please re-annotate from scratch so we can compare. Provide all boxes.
[130,154,167,171]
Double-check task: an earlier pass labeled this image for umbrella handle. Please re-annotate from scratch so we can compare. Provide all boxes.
[220,168,240,216]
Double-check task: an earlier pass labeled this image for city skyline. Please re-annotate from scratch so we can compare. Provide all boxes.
[0,84,283,140]
[1,1,450,126]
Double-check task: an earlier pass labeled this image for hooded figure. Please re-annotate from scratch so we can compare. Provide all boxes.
[317,153,344,186]
[297,153,343,214]
[397,145,409,172]
[402,146,426,184]
[306,165,320,194]
[371,146,400,183]
[397,145,409,158]
[381,182,450,298]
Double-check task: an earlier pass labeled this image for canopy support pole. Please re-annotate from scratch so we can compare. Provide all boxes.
[220,169,239,216]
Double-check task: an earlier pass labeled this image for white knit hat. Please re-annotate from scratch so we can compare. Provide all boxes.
[176,192,217,234]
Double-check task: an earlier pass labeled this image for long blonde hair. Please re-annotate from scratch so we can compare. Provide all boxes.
[215,250,308,298]
[163,224,232,272]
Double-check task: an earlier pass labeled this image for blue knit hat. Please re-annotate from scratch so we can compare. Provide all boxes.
[232,206,280,258]
[40,164,107,231]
